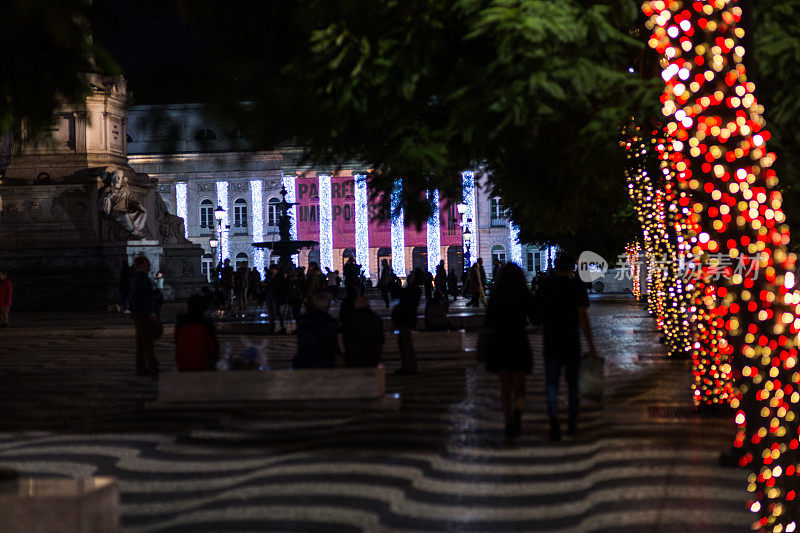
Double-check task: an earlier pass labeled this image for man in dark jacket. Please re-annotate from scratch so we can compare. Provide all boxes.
[534,254,598,441]
[341,296,384,367]
[131,256,159,376]
[293,292,340,368]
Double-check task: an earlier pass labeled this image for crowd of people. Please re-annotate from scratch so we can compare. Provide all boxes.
[117,250,597,443]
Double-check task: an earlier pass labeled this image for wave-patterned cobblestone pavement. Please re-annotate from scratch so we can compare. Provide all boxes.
[0,296,751,531]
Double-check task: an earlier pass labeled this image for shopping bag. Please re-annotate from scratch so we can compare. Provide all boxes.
[579,354,604,401]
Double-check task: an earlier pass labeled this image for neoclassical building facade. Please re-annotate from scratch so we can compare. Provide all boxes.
[126,104,550,282]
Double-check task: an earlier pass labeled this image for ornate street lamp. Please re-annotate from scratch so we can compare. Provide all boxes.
[462,225,472,272]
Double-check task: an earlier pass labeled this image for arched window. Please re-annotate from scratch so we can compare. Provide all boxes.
[201,253,213,282]
[412,246,427,273]
[490,197,506,226]
[126,133,133,143]
[343,248,356,261]
[199,199,214,229]
[195,128,217,141]
[267,197,280,232]
[233,198,248,230]
[447,246,464,275]
[491,244,506,265]
[235,252,249,270]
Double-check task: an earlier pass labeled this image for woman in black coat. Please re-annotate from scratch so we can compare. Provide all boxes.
[486,262,534,439]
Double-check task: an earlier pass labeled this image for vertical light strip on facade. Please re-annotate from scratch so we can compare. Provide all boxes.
[391,180,406,277]
[175,182,188,239]
[354,173,370,277]
[281,172,298,265]
[509,222,522,265]
[250,179,264,272]
[215,181,229,260]
[426,189,441,273]
[461,171,477,266]
[318,174,333,271]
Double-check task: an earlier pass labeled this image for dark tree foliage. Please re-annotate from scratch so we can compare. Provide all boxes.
[0,0,117,143]
[751,0,800,247]
[169,0,659,255]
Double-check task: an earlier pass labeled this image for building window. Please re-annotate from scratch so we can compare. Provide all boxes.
[229,128,248,140]
[491,244,506,265]
[235,252,249,270]
[233,198,248,231]
[201,253,213,283]
[526,250,542,272]
[199,199,214,230]
[490,197,506,226]
[267,197,280,233]
[195,128,217,141]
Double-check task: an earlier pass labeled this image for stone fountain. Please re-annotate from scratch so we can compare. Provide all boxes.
[252,187,317,273]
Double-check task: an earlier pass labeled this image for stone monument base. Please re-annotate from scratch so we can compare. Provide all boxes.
[0,241,157,310]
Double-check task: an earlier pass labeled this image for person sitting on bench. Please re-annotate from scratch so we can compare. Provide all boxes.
[341,295,384,367]
[293,292,340,368]
[175,295,220,371]
[425,290,453,331]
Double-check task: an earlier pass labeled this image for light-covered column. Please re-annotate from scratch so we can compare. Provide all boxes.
[427,189,441,273]
[175,182,188,239]
[215,181,229,260]
[281,173,298,265]
[318,174,333,271]
[354,173,370,277]
[250,179,264,272]
[509,222,522,265]
[461,171,477,265]
[391,180,406,277]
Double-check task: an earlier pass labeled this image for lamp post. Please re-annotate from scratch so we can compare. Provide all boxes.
[208,237,218,284]
[462,225,472,272]
[456,202,472,274]
[213,206,226,304]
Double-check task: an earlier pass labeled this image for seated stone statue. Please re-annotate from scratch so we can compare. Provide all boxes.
[98,168,146,239]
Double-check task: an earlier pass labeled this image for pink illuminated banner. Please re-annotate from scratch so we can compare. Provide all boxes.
[294,172,461,249]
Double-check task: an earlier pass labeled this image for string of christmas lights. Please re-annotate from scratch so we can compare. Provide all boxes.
[621,122,691,358]
[644,1,800,528]
[626,241,642,301]
[657,129,734,405]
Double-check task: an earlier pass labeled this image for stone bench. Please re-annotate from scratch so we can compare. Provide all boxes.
[148,366,400,411]
[0,477,119,533]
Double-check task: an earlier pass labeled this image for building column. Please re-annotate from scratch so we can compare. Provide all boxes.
[427,189,441,273]
[391,180,406,276]
[354,173,370,277]
[250,179,264,272]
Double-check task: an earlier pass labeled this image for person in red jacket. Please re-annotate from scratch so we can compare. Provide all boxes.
[174,295,219,371]
[0,271,11,328]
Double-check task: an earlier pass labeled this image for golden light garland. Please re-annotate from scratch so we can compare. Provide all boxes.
[627,241,642,301]
[644,1,800,529]
[621,122,693,359]
[657,130,734,405]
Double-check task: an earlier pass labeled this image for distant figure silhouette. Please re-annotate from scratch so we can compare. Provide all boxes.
[0,271,12,328]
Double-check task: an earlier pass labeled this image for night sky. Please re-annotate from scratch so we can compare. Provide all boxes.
[95,0,203,104]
